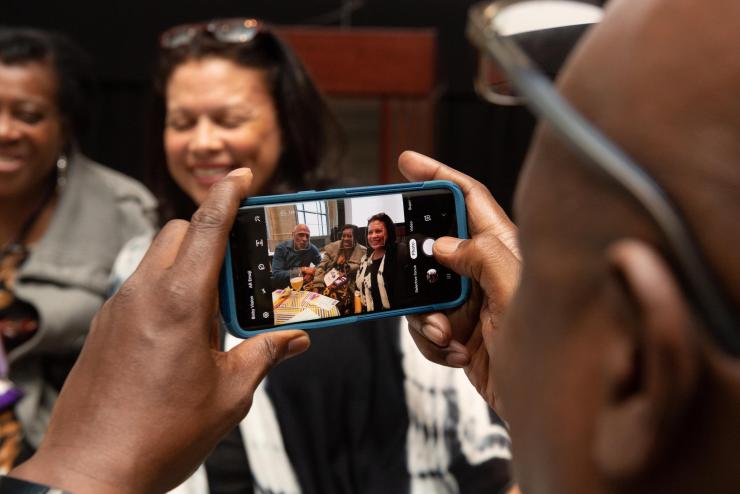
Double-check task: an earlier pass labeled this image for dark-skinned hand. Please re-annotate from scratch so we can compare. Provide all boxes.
[9,168,310,493]
[399,151,521,410]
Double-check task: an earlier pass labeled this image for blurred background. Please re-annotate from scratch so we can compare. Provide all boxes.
[3,0,583,213]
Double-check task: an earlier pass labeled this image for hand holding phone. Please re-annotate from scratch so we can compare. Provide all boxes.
[220,180,469,337]
[399,151,521,411]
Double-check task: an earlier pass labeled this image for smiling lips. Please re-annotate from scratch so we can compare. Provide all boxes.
[0,154,24,173]
[369,237,384,248]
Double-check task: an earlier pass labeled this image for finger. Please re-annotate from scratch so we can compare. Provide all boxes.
[406,312,452,347]
[172,168,253,290]
[433,234,521,299]
[407,328,471,368]
[133,220,190,274]
[398,151,519,257]
[226,330,311,392]
[406,314,471,367]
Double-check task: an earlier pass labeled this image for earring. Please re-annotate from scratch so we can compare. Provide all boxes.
[56,154,68,190]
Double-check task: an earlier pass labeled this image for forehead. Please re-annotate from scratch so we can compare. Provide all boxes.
[512,122,618,285]
[165,57,272,110]
[0,61,57,106]
[512,15,623,242]
[368,220,385,230]
[294,226,309,234]
[342,228,353,235]
[514,131,572,236]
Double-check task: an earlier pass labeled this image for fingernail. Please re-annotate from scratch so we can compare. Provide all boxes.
[421,324,445,346]
[447,340,468,354]
[446,352,469,367]
[286,335,310,358]
[227,168,251,177]
[434,237,463,256]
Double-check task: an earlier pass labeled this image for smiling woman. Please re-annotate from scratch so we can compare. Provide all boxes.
[163,57,282,205]
[0,27,156,470]
[150,19,344,222]
[356,212,408,312]
[0,63,61,198]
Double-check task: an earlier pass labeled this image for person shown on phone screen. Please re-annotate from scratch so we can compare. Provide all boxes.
[355,213,409,312]
[314,224,365,284]
[310,224,366,314]
[270,223,321,289]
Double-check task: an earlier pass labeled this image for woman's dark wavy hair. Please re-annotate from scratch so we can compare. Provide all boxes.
[151,26,345,223]
[366,213,397,252]
[0,27,95,153]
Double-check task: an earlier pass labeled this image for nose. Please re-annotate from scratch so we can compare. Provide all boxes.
[189,117,223,156]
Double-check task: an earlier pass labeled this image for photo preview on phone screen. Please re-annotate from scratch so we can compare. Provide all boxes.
[229,189,462,330]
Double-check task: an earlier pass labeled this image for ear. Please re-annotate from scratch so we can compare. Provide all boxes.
[593,239,699,479]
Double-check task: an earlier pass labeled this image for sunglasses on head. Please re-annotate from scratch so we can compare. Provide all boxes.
[160,18,264,49]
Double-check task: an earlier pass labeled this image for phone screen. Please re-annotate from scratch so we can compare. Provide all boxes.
[228,188,463,330]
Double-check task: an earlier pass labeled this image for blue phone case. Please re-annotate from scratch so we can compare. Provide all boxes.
[219,180,469,338]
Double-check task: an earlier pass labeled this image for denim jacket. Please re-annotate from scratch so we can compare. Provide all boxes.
[270,240,321,289]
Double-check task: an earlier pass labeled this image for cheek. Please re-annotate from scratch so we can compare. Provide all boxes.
[241,120,282,190]
[494,279,558,439]
[32,121,64,162]
[495,296,554,488]
[164,134,188,181]
[25,122,63,180]
[496,280,602,493]
[163,132,206,203]
[492,295,525,417]
[164,131,187,164]
[258,122,282,161]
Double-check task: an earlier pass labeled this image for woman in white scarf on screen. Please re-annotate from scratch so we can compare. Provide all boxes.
[355,212,400,312]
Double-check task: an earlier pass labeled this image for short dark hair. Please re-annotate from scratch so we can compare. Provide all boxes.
[367,213,397,250]
[152,26,344,222]
[0,27,95,149]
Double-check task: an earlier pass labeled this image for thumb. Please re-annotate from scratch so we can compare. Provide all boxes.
[227,330,311,390]
[434,234,519,289]
[433,236,482,281]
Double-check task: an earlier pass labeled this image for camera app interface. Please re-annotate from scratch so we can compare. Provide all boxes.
[229,189,462,330]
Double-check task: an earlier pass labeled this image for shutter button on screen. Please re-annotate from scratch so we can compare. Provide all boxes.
[422,238,434,256]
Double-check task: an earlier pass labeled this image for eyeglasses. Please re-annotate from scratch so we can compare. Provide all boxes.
[467,0,740,355]
[160,18,264,49]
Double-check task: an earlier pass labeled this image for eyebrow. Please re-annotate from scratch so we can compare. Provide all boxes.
[6,96,53,109]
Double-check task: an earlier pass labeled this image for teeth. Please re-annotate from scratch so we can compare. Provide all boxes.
[0,156,22,171]
[193,167,231,178]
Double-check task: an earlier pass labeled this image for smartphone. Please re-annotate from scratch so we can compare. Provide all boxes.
[220,180,469,338]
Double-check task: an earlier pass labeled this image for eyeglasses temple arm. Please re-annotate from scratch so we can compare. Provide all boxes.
[481,27,740,354]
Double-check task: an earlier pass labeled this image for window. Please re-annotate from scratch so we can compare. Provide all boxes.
[295,201,328,237]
